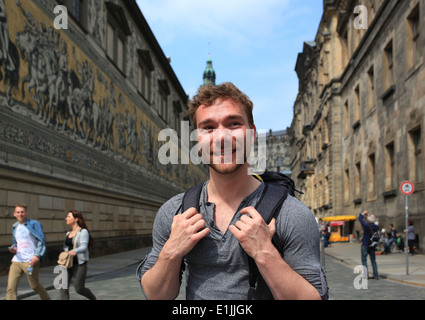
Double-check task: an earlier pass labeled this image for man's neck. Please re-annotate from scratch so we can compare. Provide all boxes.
[207,163,261,204]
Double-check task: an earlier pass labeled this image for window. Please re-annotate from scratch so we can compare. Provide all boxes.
[173,101,182,136]
[58,0,87,29]
[343,100,349,135]
[367,66,375,110]
[157,80,170,122]
[355,162,362,200]
[344,169,350,204]
[407,5,421,70]
[384,142,396,190]
[137,50,154,102]
[384,41,394,90]
[409,128,423,183]
[353,85,360,125]
[367,153,376,198]
[105,3,131,73]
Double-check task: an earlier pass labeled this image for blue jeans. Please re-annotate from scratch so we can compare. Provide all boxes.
[361,245,378,279]
[386,237,396,253]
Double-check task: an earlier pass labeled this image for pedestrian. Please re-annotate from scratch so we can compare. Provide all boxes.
[385,224,398,254]
[6,204,51,300]
[59,210,96,300]
[358,210,379,279]
[405,220,416,255]
[137,82,328,300]
[321,222,330,248]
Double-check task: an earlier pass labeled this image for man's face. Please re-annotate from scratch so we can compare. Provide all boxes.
[14,206,28,223]
[195,98,255,174]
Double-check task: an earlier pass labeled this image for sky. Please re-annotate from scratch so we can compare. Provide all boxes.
[136,0,324,132]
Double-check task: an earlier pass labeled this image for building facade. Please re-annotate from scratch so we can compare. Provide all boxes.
[0,0,208,273]
[265,130,292,176]
[290,0,425,249]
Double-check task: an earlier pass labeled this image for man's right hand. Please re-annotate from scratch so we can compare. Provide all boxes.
[141,208,209,300]
[163,207,210,260]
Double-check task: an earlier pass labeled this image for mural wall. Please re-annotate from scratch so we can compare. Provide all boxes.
[0,0,208,266]
[0,0,206,192]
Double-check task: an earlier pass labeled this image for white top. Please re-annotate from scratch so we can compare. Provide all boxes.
[12,224,37,262]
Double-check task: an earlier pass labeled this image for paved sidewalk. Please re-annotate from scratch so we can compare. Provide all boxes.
[324,242,425,287]
[2,242,424,300]
[0,247,151,300]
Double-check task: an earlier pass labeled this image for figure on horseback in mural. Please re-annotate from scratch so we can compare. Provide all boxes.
[0,0,19,106]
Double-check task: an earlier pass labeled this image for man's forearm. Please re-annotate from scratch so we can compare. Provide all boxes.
[255,246,321,300]
[141,245,183,300]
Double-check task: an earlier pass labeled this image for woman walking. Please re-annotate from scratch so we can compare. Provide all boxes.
[60,210,96,300]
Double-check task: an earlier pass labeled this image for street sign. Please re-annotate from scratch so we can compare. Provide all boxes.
[400,181,415,275]
[400,181,414,195]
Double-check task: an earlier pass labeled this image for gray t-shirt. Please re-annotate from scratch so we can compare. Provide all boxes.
[137,182,328,300]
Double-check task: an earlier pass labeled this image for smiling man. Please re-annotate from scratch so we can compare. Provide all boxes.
[137,82,328,300]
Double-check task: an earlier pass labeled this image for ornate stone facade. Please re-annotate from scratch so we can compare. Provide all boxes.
[265,130,292,175]
[290,0,424,249]
[0,0,208,272]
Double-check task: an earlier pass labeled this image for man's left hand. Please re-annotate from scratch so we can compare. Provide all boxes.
[229,206,276,259]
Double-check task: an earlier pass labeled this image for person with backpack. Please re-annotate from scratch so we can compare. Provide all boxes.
[137,82,328,300]
[358,211,379,279]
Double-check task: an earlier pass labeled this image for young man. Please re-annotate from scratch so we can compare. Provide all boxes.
[137,82,328,300]
[7,204,50,300]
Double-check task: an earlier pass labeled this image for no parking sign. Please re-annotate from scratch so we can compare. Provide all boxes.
[400,181,414,195]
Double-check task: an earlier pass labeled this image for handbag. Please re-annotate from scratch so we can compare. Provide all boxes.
[57,228,81,268]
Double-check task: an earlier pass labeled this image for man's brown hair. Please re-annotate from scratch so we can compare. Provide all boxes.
[14,204,27,211]
[188,82,254,128]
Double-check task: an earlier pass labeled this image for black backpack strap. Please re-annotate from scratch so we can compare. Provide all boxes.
[248,183,288,299]
[181,183,204,214]
[177,183,204,283]
[180,182,289,300]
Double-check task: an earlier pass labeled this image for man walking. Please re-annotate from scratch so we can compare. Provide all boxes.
[7,204,50,300]
[137,82,328,300]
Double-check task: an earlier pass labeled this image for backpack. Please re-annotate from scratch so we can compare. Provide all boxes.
[369,225,380,248]
[180,170,302,299]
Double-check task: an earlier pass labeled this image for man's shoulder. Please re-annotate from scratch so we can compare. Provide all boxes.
[276,195,318,235]
[26,219,42,228]
[279,195,313,218]
[157,192,185,216]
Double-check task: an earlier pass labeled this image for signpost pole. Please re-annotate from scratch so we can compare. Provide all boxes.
[405,194,409,275]
[400,181,414,276]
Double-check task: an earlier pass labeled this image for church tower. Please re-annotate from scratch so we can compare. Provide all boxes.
[203,54,216,85]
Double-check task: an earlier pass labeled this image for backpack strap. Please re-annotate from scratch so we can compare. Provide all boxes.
[247,183,288,299]
[181,183,204,214]
[180,182,289,300]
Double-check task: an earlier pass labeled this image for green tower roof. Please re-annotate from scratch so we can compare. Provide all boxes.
[203,55,216,85]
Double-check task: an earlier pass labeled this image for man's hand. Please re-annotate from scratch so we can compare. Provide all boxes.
[163,207,210,260]
[141,207,210,300]
[229,206,276,260]
[30,255,40,266]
